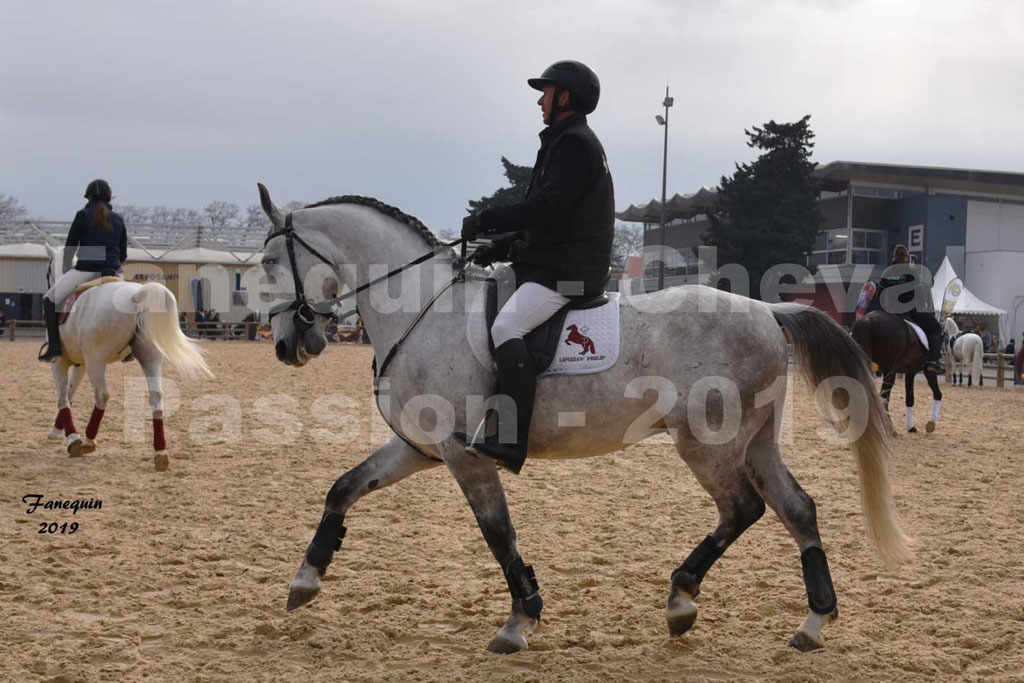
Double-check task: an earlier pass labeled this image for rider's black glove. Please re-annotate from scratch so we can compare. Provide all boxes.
[470,233,520,266]
[461,214,483,241]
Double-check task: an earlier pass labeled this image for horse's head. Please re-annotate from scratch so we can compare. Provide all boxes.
[942,317,959,336]
[258,184,340,367]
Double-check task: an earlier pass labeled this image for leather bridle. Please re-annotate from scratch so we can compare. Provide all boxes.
[262,212,466,333]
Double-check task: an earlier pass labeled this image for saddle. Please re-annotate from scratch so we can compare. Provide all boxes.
[484,266,611,374]
[58,272,122,325]
[903,319,929,352]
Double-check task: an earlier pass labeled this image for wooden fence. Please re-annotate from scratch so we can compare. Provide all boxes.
[3,320,369,345]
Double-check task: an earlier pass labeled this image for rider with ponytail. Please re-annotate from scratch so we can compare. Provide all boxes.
[876,244,945,375]
[39,179,128,361]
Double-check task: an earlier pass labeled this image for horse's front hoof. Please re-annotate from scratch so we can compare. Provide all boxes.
[925,420,936,433]
[486,632,528,654]
[286,561,322,612]
[666,598,698,636]
[154,453,169,471]
[81,438,97,454]
[67,435,83,458]
[789,630,825,652]
[907,426,917,433]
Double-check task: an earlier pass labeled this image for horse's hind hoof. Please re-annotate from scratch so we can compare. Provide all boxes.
[81,438,96,454]
[925,421,936,433]
[789,630,825,652]
[908,426,917,433]
[67,436,83,458]
[667,593,700,638]
[153,453,169,472]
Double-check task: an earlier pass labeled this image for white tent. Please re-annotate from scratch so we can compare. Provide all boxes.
[931,255,1007,316]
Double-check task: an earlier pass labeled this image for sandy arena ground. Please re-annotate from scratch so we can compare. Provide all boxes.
[1,341,1023,682]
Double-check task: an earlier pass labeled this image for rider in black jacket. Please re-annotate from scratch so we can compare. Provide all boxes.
[454,60,614,474]
[875,244,944,375]
[39,179,128,361]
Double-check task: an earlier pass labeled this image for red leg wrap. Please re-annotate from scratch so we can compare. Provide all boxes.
[54,412,64,429]
[59,407,76,437]
[86,407,105,440]
[153,418,166,451]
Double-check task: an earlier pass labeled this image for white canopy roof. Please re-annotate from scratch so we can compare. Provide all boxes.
[931,256,1006,316]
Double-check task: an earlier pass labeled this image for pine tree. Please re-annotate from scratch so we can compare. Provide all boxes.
[467,157,532,214]
[705,115,823,299]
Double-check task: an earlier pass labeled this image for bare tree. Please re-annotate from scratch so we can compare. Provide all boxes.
[611,221,644,270]
[204,201,240,227]
[244,203,271,231]
[171,207,204,225]
[149,206,173,224]
[114,203,150,225]
[0,194,28,222]
[283,200,306,213]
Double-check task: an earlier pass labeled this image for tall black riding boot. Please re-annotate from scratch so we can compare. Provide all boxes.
[38,299,63,362]
[925,332,945,374]
[458,338,536,474]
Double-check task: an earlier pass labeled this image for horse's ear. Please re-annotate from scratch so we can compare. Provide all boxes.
[257,183,285,230]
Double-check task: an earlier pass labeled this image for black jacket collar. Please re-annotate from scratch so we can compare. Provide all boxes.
[539,112,587,142]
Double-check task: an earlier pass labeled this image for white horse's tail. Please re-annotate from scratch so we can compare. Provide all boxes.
[771,302,913,566]
[969,337,984,385]
[137,283,213,380]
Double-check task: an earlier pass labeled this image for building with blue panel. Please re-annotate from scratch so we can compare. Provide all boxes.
[620,161,1024,339]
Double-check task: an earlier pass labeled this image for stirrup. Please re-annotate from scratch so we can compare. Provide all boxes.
[38,342,61,362]
[926,361,945,375]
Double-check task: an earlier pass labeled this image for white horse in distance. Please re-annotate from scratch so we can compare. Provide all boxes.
[942,317,984,386]
[43,245,212,470]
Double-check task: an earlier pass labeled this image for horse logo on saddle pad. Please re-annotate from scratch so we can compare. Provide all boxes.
[466,265,620,377]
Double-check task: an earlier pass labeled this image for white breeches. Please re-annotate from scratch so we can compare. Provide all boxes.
[45,269,107,307]
[491,282,570,348]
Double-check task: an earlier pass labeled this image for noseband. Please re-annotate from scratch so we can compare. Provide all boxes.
[263,213,338,332]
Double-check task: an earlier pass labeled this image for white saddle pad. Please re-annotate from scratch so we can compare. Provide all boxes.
[905,320,928,351]
[466,285,621,377]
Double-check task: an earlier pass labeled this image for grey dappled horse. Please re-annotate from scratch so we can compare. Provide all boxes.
[257,185,909,653]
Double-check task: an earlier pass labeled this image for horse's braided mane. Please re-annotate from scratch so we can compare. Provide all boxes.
[304,195,445,247]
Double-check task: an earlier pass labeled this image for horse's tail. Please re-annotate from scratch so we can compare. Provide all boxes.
[137,283,213,380]
[770,302,912,566]
[970,336,984,385]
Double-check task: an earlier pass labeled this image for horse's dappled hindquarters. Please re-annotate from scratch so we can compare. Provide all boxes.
[258,186,909,653]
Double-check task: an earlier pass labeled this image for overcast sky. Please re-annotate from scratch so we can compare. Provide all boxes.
[2,0,1023,231]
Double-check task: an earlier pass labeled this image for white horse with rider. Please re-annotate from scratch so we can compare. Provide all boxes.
[942,317,984,386]
[256,185,910,654]
[42,244,211,470]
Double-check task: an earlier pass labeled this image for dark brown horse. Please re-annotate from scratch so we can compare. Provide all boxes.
[851,311,942,433]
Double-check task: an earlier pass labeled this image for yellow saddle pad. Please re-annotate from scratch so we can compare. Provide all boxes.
[74,275,122,293]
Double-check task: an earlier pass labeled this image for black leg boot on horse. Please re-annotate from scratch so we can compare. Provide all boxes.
[38,298,63,362]
[456,338,536,475]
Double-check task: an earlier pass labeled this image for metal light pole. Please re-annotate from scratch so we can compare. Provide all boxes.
[655,85,673,291]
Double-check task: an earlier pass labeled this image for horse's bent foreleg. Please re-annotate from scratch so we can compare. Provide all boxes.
[444,448,540,654]
[668,443,765,638]
[745,435,838,652]
[286,435,441,612]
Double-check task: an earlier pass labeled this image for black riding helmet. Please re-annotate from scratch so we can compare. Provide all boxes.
[84,179,112,202]
[528,60,600,115]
